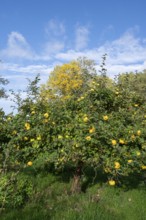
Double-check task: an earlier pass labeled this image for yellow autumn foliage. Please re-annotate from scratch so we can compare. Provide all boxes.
[40,61,83,100]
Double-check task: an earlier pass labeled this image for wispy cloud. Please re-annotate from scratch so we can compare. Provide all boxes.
[0,98,15,114]
[1,27,146,88]
[45,19,66,37]
[42,19,66,57]
[57,29,146,69]
[43,41,65,56]
[5,64,53,75]
[1,27,146,114]
[0,32,35,59]
[108,32,146,64]
[75,25,89,50]
[99,25,115,42]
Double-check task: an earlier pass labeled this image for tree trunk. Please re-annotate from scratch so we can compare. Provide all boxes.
[71,161,83,194]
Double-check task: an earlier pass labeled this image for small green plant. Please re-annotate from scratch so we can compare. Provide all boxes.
[0,172,33,211]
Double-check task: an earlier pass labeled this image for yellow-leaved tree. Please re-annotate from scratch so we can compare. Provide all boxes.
[40,61,83,101]
[40,57,115,103]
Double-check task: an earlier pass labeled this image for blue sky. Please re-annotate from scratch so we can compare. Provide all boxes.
[1,0,146,113]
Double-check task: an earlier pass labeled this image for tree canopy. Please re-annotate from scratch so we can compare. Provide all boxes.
[117,70,146,98]
[40,61,83,101]
[40,57,115,103]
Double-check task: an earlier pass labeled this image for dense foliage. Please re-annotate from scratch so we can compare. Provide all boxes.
[1,58,146,210]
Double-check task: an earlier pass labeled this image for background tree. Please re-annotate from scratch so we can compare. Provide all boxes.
[117,70,146,99]
[40,61,83,101]
[0,76,9,99]
[40,57,114,104]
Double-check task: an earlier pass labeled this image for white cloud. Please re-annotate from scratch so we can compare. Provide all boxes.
[57,30,146,69]
[0,32,35,59]
[45,19,65,36]
[0,30,65,62]
[42,19,66,58]
[43,41,65,56]
[1,27,146,114]
[0,62,54,75]
[0,98,15,114]
[1,27,146,67]
[106,63,145,78]
[0,27,146,95]
[75,25,89,50]
[56,50,85,60]
[1,60,66,99]
[106,32,146,64]
[0,91,28,114]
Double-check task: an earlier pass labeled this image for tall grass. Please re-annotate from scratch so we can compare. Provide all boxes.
[1,170,146,220]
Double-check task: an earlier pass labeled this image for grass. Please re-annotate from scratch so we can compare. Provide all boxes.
[1,169,146,220]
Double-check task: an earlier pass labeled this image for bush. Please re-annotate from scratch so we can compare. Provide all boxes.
[1,61,146,208]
